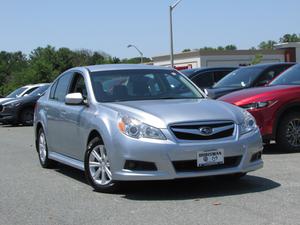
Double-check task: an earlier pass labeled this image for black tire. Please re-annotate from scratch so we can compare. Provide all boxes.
[20,108,34,126]
[84,136,119,193]
[37,128,55,168]
[215,173,247,181]
[277,112,300,152]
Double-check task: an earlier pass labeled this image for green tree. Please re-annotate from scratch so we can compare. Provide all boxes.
[279,33,300,43]
[182,49,191,53]
[252,54,263,65]
[258,40,277,50]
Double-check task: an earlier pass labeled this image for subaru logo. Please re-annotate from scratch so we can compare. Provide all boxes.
[199,127,213,136]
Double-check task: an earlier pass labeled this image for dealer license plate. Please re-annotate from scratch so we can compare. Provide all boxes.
[197,149,224,167]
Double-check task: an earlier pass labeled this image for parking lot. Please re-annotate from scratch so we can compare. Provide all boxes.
[0,125,299,225]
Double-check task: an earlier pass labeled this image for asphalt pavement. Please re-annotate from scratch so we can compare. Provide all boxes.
[0,126,299,225]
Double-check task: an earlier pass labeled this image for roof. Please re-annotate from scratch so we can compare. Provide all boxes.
[182,67,237,77]
[152,49,286,61]
[84,64,171,73]
[244,62,296,69]
[24,83,50,88]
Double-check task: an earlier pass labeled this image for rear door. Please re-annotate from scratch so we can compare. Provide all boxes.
[45,72,72,155]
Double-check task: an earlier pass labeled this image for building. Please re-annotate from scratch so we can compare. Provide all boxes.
[152,42,300,69]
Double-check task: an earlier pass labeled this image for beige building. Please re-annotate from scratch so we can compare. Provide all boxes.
[152,42,300,69]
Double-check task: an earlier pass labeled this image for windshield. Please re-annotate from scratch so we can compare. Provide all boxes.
[6,87,27,98]
[29,85,50,97]
[214,67,264,88]
[90,69,203,102]
[270,64,300,86]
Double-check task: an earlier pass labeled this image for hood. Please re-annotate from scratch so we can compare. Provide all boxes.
[206,87,242,99]
[103,99,245,128]
[0,98,15,105]
[219,85,300,106]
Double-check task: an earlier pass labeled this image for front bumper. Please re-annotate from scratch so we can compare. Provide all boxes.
[0,106,18,123]
[108,128,263,181]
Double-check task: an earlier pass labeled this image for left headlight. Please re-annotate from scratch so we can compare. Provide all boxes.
[4,101,21,108]
[240,110,257,135]
[118,114,166,140]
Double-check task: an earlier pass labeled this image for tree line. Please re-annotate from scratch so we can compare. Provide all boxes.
[0,46,150,96]
[182,33,300,52]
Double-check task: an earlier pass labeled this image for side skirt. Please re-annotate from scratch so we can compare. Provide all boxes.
[48,151,85,171]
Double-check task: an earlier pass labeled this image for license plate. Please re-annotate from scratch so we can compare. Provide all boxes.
[197,149,224,167]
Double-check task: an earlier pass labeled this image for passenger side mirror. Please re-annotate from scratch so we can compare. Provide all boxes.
[65,93,85,105]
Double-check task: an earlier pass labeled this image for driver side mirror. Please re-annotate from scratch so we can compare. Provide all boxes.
[65,93,85,105]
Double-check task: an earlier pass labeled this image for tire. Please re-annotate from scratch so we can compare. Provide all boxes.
[215,173,247,181]
[20,108,34,126]
[37,128,55,168]
[84,137,119,193]
[277,112,300,152]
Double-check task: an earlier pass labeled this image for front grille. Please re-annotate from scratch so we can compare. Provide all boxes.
[172,156,242,173]
[170,121,235,140]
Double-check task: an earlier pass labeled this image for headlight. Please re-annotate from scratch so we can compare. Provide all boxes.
[118,115,166,140]
[240,110,257,135]
[240,100,277,110]
[4,101,21,108]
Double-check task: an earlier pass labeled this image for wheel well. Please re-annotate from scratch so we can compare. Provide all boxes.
[87,130,103,146]
[18,106,34,120]
[274,105,300,137]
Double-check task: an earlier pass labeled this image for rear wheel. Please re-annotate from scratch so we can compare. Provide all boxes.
[84,137,119,193]
[277,112,300,152]
[37,128,55,168]
[20,108,34,126]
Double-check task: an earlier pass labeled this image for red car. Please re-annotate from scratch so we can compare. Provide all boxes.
[219,64,300,152]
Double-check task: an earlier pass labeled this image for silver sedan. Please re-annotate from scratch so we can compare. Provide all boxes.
[34,64,263,192]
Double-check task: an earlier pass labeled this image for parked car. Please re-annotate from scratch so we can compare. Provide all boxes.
[34,64,263,192]
[0,84,50,125]
[206,63,295,99]
[219,64,300,152]
[181,67,237,90]
[0,84,47,104]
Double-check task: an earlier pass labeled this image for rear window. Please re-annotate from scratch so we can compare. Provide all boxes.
[270,65,300,86]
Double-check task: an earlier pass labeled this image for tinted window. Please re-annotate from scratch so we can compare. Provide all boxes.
[270,65,300,86]
[181,69,197,77]
[69,73,88,98]
[214,67,264,88]
[255,65,293,86]
[6,87,27,98]
[192,72,214,88]
[90,69,203,102]
[53,73,72,102]
[213,70,232,83]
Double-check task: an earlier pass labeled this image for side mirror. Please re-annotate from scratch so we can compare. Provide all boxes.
[65,93,84,105]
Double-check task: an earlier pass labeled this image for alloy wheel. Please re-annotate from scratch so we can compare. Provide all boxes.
[88,145,112,185]
[286,119,300,147]
[39,132,47,163]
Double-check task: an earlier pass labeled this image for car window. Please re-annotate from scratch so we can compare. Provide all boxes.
[53,73,72,102]
[213,70,232,83]
[192,72,214,88]
[6,87,27,98]
[90,69,203,102]
[255,65,292,86]
[214,67,264,88]
[23,87,39,96]
[69,73,88,98]
[270,64,300,86]
[50,81,58,99]
[29,85,50,97]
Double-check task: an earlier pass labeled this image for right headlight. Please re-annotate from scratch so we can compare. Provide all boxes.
[118,114,166,140]
[240,110,257,135]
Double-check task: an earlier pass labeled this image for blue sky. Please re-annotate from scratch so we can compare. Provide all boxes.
[0,0,299,59]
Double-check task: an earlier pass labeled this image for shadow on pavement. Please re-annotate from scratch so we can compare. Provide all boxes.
[263,143,299,155]
[53,163,280,201]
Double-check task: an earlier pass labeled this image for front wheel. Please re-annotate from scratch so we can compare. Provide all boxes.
[84,137,119,193]
[277,112,300,152]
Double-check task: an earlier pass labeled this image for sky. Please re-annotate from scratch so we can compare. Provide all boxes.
[0,0,299,59]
